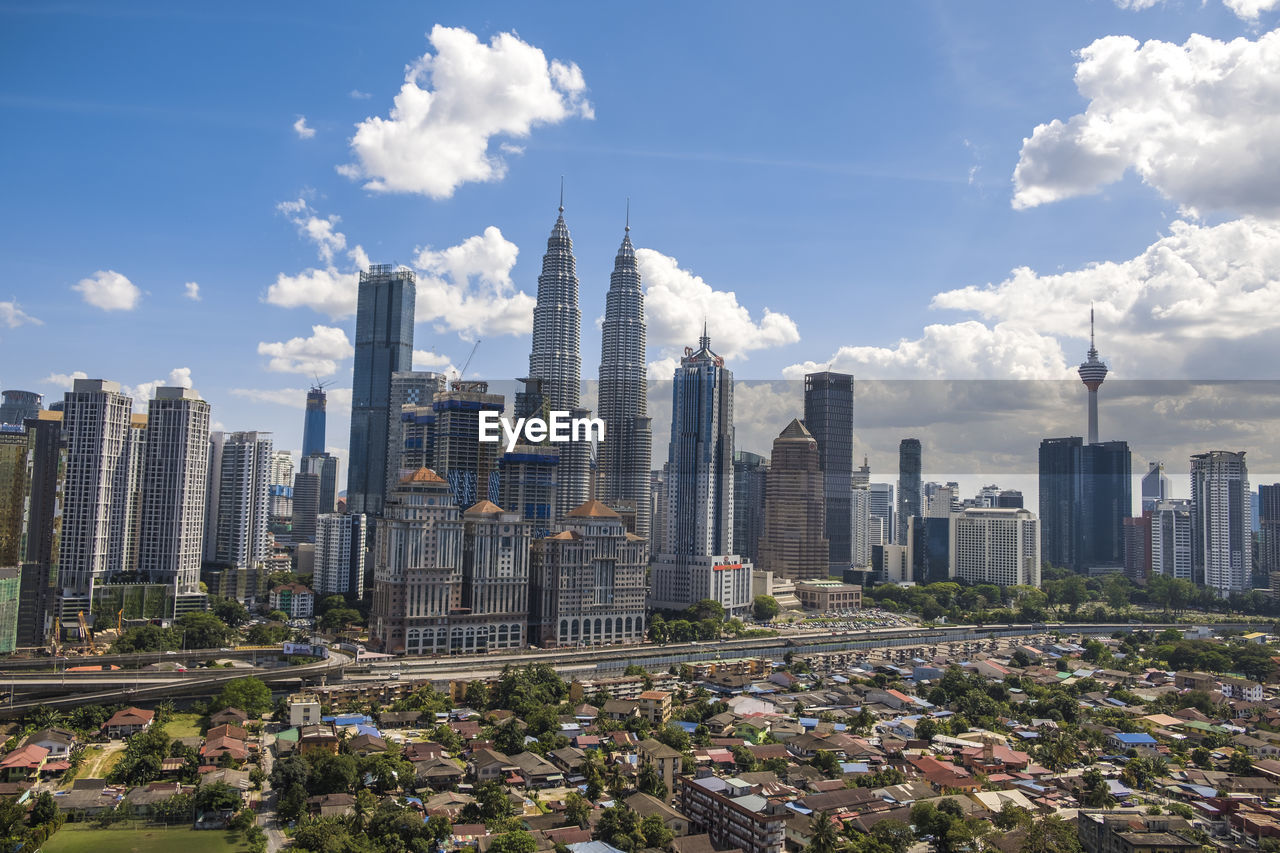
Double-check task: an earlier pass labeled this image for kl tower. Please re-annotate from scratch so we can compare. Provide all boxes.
[1078,307,1108,444]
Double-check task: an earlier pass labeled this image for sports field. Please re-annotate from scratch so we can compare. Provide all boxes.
[41,824,248,853]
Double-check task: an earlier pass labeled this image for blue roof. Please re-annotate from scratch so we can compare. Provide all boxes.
[675,721,699,733]
[799,717,819,728]
[841,762,869,774]
[1107,779,1133,796]
[1111,732,1157,745]
[1105,698,1127,707]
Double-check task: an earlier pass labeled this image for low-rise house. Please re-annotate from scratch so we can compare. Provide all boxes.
[636,691,673,725]
[24,727,75,759]
[1078,810,1200,853]
[288,693,322,727]
[1221,677,1264,702]
[415,757,465,789]
[468,748,516,784]
[307,792,356,818]
[508,751,563,788]
[638,738,682,798]
[199,768,251,796]
[348,733,388,757]
[601,698,640,721]
[209,707,250,727]
[270,582,314,618]
[125,781,188,816]
[103,707,155,738]
[298,723,340,755]
[0,745,48,781]
[625,792,690,835]
[1108,732,1160,757]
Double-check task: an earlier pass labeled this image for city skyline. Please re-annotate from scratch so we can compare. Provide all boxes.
[5,3,1280,483]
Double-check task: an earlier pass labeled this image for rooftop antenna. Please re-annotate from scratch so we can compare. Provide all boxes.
[559,176,564,214]
[625,197,630,232]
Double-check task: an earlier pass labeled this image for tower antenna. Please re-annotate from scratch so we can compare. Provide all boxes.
[559,176,564,214]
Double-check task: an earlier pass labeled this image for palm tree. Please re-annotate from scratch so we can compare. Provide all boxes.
[806,811,843,853]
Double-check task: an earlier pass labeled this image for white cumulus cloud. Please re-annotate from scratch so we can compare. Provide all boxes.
[127,367,194,410]
[0,300,41,328]
[1013,29,1280,216]
[340,25,593,198]
[635,248,800,373]
[293,116,316,139]
[43,370,88,390]
[73,270,141,311]
[1113,0,1280,19]
[267,200,368,319]
[184,282,201,301]
[412,226,534,338]
[258,325,355,376]
[413,349,458,377]
[789,217,1280,381]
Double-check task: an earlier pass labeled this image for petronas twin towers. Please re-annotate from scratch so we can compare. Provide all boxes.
[523,195,652,539]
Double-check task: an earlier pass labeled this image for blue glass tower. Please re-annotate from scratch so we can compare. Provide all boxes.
[347,264,415,517]
[302,387,326,458]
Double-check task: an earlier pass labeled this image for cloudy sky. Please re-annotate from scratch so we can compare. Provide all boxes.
[3,1,1279,500]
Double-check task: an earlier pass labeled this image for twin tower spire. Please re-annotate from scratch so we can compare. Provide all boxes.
[524,186,652,539]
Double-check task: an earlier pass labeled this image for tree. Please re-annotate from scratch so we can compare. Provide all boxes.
[687,599,726,623]
[195,781,242,813]
[870,820,914,853]
[992,802,1033,830]
[29,790,62,829]
[811,750,841,775]
[277,782,307,823]
[1229,750,1254,775]
[178,611,233,649]
[320,607,362,632]
[641,814,674,848]
[806,811,842,853]
[213,677,272,718]
[155,792,194,824]
[490,830,538,853]
[638,763,667,799]
[1078,769,1116,808]
[565,791,592,828]
[1021,815,1081,853]
[211,596,251,628]
[307,753,359,796]
[110,726,171,786]
[753,595,780,622]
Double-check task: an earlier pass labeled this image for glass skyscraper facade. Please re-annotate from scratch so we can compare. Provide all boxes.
[896,438,922,546]
[347,264,416,517]
[302,387,326,458]
[803,371,854,571]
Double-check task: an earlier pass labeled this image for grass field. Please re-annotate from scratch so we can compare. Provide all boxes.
[42,824,248,853]
[164,713,204,739]
[68,744,125,785]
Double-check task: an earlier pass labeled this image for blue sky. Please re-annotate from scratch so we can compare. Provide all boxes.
[3,1,1279,495]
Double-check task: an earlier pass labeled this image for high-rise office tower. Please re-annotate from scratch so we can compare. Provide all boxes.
[530,500,648,647]
[526,197,591,515]
[432,382,504,508]
[851,483,872,568]
[911,515,953,583]
[852,455,871,487]
[291,471,320,544]
[529,195,581,412]
[208,431,273,570]
[1078,308,1108,445]
[1039,436,1083,571]
[896,439,922,545]
[1259,484,1280,574]
[1191,450,1252,595]
[869,483,893,546]
[0,390,41,426]
[302,386,326,458]
[949,507,1041,587]
[348,264,416,516]
[203,430,225,564]
[1082,440,1131,570]
[497,444,559,538]
[60,379,132,600]
[303,453,338,514]
[732,451,768,565]
[804,371,854,571]
[314,512,366,598]
[598,217,652,540]
[138,387,210,593]
[1142,461,1172,513]
[387,370,447,497]
[18,412,62,646]
[0,427,26,566]
[651,468,668,554]
[650,331,752,616]
[757,420,828,582]
[1151,499,1193,581]
[399,405,435,473]
[1123,514,1152,582]
[269,450,294,488]
[371,468,462,654]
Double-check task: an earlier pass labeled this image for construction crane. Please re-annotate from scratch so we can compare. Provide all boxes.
[457,340,481,383]
[76,610,97,653]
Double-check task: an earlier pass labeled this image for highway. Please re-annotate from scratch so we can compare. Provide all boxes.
[0,650,351,716]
